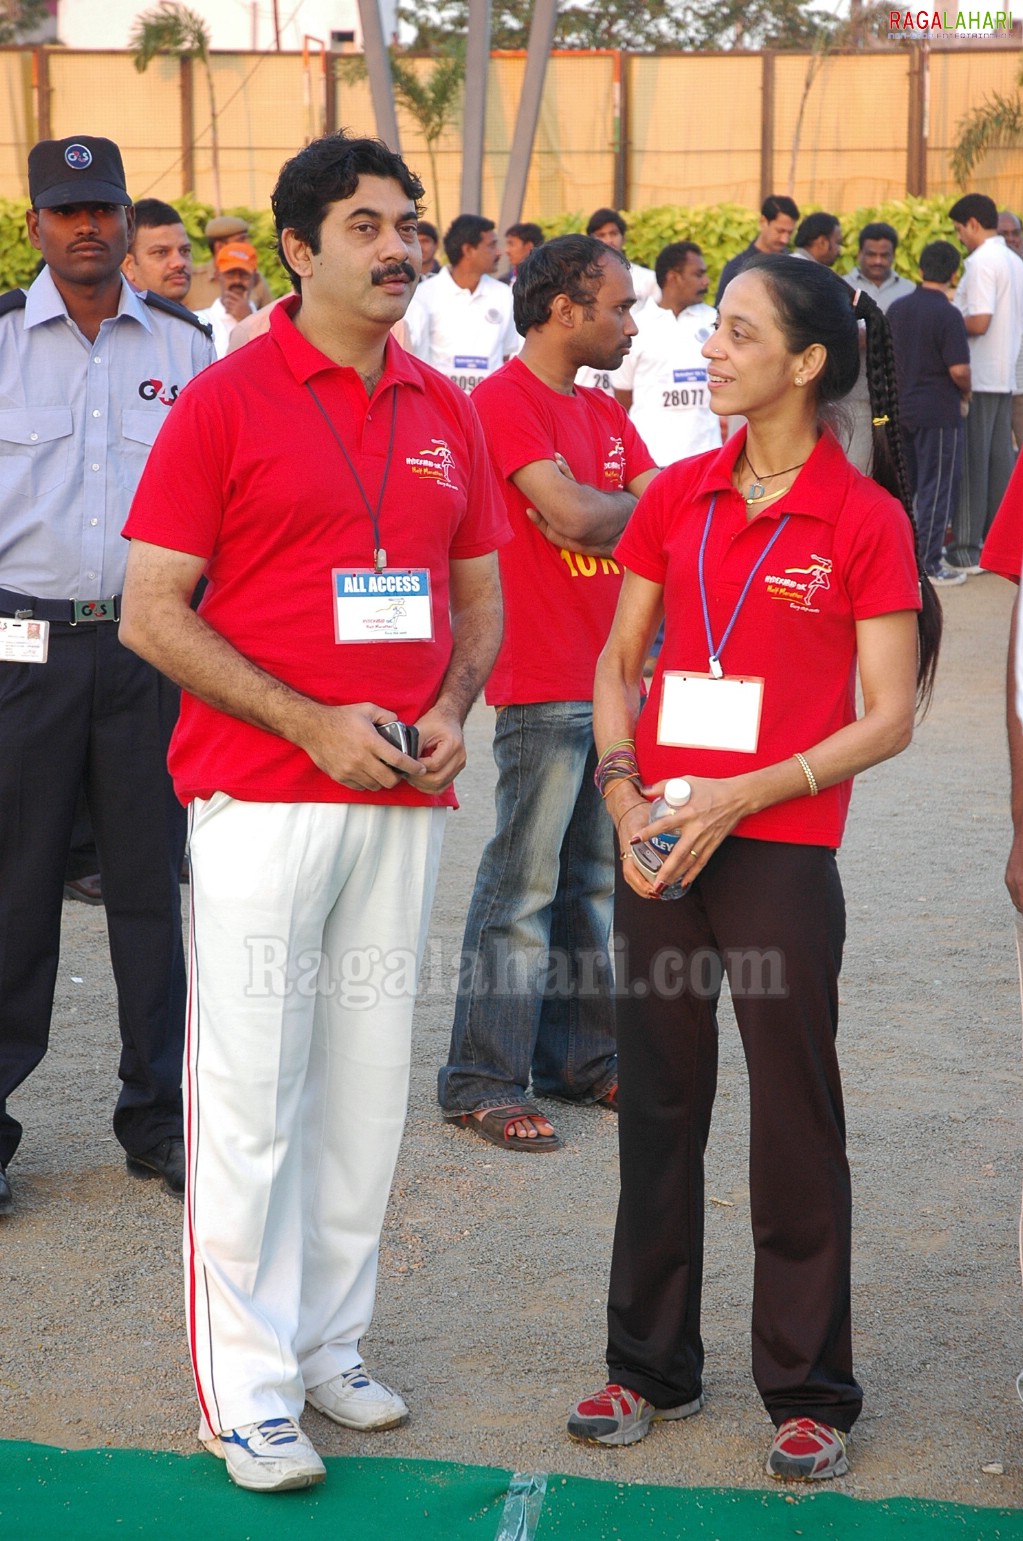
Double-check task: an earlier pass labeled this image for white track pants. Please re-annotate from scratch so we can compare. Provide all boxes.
[183,795,446,1440]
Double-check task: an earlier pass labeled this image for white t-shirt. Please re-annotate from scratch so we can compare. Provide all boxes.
[953,234,1023,394]
[574,365,616,395]
[195,296,256,360]
[403,268,519,393]
[629,262,660,311]
[610,301,720,466]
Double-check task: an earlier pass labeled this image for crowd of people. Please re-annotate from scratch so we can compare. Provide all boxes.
[1,128,1021,1498]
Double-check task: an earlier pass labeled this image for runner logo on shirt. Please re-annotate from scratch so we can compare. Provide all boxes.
[406,439,459,491]
[764,555,833,613]
[603,435,627,488]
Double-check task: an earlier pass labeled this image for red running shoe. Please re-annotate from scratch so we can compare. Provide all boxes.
[767,1417,849,1480]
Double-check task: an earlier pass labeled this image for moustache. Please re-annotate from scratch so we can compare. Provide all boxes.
[371,262,416,286]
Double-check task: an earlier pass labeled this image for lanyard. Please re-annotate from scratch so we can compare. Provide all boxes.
[698,493,789,677]
[306,382,399,571]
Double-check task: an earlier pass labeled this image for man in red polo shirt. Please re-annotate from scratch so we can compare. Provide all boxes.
[438,235,657,1150]
[119,133,508,1494]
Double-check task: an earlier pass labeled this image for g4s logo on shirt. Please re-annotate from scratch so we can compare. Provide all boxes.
[138,379,181,406]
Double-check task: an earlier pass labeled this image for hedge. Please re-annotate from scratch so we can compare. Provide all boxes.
[0,194,292,296]
[0,192,961,299]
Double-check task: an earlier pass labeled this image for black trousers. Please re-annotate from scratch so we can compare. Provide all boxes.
[0,621,187,1167]
[606,836,863,1433]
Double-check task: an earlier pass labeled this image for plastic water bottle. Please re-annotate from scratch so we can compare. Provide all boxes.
[629,777,693,900]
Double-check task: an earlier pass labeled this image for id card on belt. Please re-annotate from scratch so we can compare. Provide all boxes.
[657,670,764,754]
[0,617,49,664]
[333,569,433,643]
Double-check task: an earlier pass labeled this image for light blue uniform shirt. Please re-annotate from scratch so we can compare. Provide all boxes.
[0,268,215,600]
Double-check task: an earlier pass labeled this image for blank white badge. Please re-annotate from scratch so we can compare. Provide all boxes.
[657,671,764,754]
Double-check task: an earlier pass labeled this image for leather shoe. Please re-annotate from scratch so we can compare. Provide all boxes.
[64,873,104,906]
[0,1163,11,1215]
[126,1136,185,1198]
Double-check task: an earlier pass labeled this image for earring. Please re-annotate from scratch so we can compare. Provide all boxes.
[795,375,803,386]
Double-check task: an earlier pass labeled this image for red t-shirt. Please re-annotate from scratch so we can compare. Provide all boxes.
[616,429,921,847]
[473,357,656,704]
[981,453,1023,582]
[123,297,510,807]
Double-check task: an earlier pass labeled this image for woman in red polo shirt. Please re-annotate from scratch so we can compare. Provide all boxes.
[568,256,941,1481]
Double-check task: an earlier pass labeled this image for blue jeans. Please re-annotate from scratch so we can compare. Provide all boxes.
[438,701,617,1113]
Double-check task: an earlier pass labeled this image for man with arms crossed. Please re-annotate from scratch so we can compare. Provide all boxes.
[438,235,657,1150]
[120,132,507,1493]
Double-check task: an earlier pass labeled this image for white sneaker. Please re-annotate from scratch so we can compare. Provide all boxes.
[307,1363,409,1430]
[203,1416,326,1492]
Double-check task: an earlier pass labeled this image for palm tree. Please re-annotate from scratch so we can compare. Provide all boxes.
[130,2,222,212]
[343,50,464,232]
[952,63,1023,186]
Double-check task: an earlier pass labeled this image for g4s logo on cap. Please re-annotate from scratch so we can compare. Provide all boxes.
[138,378,181,405]
[64,143,93,170]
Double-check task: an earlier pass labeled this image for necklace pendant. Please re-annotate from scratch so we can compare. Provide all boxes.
[748,480,766,502]
[374,547,387,571]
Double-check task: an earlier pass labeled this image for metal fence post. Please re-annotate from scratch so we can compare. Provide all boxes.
[496,0,558,237]
[180,55,195,197]
[461,0,490,215]
[759,49,775,205]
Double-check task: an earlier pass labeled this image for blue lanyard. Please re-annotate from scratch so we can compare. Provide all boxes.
[698,494,789,677]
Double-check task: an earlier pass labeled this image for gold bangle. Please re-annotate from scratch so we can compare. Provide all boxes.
[794,751,818,797]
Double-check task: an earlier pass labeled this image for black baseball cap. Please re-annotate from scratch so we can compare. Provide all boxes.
[28,135,131,209]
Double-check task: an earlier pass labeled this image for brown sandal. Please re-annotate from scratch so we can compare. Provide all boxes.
[447,1103,561,1153]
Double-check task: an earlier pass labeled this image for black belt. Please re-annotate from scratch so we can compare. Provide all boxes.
[0,588,120,624]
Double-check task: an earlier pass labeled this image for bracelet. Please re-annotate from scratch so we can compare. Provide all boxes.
[793,751,818,797]
[614,800,646,834]
[594,738,640,798]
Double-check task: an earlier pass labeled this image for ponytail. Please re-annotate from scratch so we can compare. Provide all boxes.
[852,287,942,712]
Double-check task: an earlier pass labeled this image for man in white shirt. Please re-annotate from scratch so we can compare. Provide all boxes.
[998,209,1023,451]
[404,213,518,393]
[611,241,720,466]
[195,241,259,358]
[586,208,659,309]
[947,193,1023,570]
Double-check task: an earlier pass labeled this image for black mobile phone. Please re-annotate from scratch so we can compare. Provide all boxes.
[376,720,420,760]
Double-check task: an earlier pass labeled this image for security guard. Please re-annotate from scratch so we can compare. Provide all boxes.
[0,134,215,1215]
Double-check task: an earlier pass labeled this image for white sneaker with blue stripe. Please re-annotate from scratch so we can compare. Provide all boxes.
[307,1363,409,1430]
[204,1416,326,1491]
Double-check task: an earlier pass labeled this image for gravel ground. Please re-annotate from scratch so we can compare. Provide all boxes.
[2,574,1022,1508]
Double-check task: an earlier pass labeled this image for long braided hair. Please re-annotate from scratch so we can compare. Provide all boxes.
[745,254,941,711]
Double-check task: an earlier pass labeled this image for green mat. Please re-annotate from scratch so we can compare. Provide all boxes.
[1,1443,1021,1540]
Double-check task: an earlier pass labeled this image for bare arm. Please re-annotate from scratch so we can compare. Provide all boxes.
[119,540,424,792]
[1005,593,1023,911]
[964,313,991,336]
[949,361,971,394]
[595,577,918,897]
[407,552,504,794]
[521,459,659,557]
[511,456,637,548]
